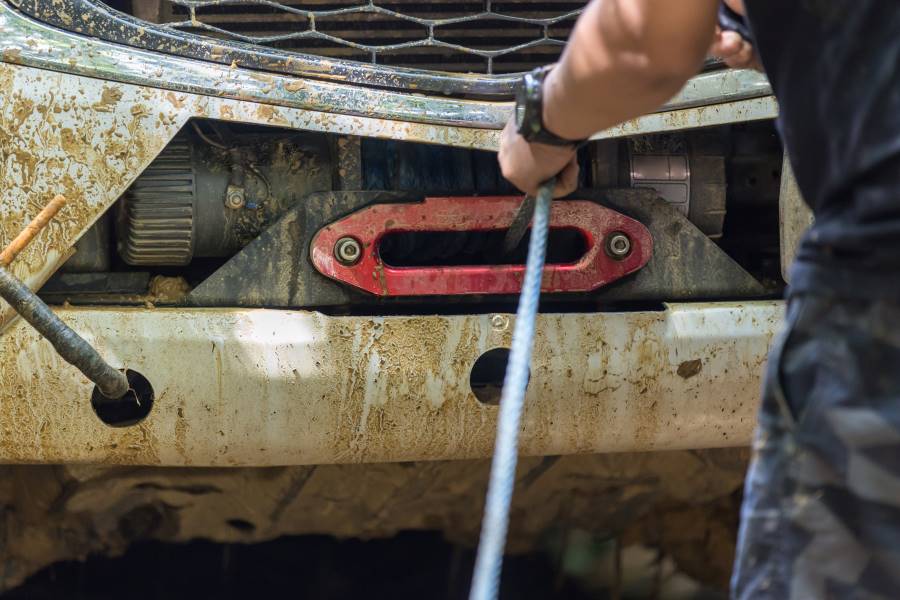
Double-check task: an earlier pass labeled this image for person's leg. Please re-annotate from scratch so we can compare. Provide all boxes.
[730,295,803,598]
[732,295,900,599]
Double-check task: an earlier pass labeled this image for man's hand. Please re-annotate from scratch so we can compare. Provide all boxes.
[709,0,762,71]
[498,118,579,198]
[709,28,762,70]
[496,0,720,196]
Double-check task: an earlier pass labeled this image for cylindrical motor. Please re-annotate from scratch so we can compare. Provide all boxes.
[626,132,727,239]
[116,128,331,266]
[117,138,248,266]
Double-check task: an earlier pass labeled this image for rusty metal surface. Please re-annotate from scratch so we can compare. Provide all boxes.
[0,3,772,129]
[0,194,66,267]
[0,302,781,466]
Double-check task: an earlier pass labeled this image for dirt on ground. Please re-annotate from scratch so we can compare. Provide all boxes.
[0,448,748,593]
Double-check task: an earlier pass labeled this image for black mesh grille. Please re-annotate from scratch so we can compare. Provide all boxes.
[127,0,585,74]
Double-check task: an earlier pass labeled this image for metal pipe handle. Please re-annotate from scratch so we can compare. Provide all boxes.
[0,195,130,399]
[0,267,130,399]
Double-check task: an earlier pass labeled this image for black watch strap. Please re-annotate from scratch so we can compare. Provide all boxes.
[515,66,587,147]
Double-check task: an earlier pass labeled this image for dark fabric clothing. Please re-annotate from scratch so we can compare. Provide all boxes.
[732,294,900,599]
[744,2,900,298]
[730,3,900,598]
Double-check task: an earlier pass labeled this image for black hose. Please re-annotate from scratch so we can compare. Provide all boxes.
[0,266,129,399]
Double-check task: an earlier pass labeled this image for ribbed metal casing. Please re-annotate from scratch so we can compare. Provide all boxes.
[118,140,195,266]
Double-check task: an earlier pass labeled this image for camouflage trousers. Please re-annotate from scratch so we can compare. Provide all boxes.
[732,294,900,599]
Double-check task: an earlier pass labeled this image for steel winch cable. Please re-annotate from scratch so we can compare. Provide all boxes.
[469,177,555,600]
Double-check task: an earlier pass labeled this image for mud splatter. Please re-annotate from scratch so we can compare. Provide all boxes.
[677,359,703,379]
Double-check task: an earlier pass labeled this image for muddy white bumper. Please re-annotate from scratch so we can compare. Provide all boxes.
[0,302,782,465]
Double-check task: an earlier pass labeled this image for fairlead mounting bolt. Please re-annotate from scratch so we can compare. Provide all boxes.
[334,237,363,266]
[605,232,632,260]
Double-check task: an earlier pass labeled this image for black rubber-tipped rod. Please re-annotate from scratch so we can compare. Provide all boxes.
[0,266,129,399]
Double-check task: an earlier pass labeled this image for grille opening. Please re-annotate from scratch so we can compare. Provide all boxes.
[317,14,428,46]
[122,0,585,74]
[378,227,588,267]
[547,15,580,39]
[271,39,370,60]
[492,1,585,14]
[377,3,488,18]
[433,21,544,51]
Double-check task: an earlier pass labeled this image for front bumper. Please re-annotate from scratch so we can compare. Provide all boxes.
[0,2,785,466]
[0,302,781,466]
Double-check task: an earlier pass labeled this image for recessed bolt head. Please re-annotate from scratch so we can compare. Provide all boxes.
[605,232,632,260]
[334,237,363,266]
[225,185,245,210]
[490,314,510,331]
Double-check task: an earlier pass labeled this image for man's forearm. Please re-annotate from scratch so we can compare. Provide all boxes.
[542,0,719,140]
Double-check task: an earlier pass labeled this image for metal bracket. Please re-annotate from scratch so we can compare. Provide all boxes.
[188,189,766,309]
[309,196,653,296]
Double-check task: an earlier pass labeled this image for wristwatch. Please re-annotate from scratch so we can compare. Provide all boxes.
[515,66,586,147]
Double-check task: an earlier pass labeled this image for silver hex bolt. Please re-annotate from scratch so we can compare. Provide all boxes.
[334,237,363,266]
[225,185,245,210]
[605,232,632,260]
